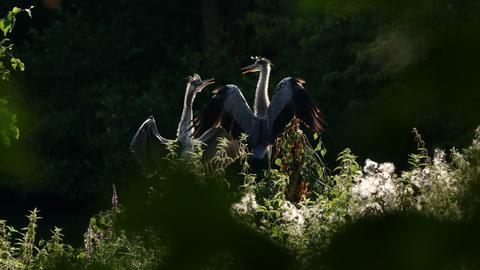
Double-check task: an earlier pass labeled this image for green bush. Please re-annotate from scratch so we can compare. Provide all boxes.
[0,209,76,269]
[1,126,480,269]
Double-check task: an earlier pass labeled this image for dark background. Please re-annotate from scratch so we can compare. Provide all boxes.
[0,0,479,245]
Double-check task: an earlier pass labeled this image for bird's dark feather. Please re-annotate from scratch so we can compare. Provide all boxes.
[192,92,226,138]
[268,77,325,142]
[193,85,253,139]
[130,116,170,175]
[291,79,325,133]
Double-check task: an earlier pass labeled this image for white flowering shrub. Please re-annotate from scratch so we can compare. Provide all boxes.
[3,127,479,269]
[232,126,480,268]
[350,159,398,215]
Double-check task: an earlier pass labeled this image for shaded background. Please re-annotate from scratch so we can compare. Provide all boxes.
[0,0,479,245]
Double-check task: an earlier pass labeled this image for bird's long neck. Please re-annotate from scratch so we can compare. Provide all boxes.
[177,84,195,145]
[254,64,271,116]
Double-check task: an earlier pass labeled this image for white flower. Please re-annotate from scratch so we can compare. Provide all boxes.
[364,159,379,175]
[379,162,395,178]
[351,159,400,214]
[383,179,396,194]
[232,192,258,214]
[282,201,305,226]
[433,149,446,166]
[354,177,378,198]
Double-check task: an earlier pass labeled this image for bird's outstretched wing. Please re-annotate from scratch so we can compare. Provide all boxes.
[192,85,254,139]
[130,116,171,175]
[267,77,325,141]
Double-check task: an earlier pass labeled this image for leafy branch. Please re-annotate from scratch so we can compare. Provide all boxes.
[0,5,33,146]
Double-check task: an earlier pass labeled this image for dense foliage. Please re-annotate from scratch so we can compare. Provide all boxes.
[1,0,479,269]
[1,126,480,269]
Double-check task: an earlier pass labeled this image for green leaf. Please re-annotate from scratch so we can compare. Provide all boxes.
[0,18,13,36]
[77,251,86,259]
[274,159,282,166]
[0,99,19,146]
[11,7,21,15]
[11,57,24,71]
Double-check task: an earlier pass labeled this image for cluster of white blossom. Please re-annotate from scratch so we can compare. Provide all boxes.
[279,201,305,237]
[281,201,305,226]
[350,159,399,215]
[232,191,258,215]
[349,150,461,218]
[406,150,461,218]
[232,190,308,244]
[409,150,453,189]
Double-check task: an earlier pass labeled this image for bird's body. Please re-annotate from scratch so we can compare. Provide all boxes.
[193,57,325,161]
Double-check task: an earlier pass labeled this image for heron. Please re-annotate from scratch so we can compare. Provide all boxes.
[130,74,237,174]
[192,57,325,162]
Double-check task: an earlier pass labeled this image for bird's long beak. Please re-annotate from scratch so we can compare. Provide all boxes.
[241,64,261,74]
[196,78,215,92]
[201,78,215,86]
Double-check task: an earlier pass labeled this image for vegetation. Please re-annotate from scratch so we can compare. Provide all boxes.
[1,0,479,269]
[1,125,480,269]
[0,5,30,146]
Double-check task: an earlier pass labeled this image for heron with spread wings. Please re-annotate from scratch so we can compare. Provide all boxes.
[130,74,237,174]
[192,57,325,162]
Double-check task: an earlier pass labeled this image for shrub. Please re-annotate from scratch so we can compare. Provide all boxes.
[0,209,76,270]
[2,126,480,269]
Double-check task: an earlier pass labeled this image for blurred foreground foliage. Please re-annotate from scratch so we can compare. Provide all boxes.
[1,125,480,269]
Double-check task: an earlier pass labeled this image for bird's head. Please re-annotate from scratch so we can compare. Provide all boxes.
[187,73,215,94]
[241,56,272,74]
